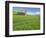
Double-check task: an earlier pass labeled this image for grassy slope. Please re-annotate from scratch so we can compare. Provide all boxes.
[13,14,40,31]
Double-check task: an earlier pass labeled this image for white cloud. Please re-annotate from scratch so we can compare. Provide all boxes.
[26,12,40,15]
[35,12,40,15]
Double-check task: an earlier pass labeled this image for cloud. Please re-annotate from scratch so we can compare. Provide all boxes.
[26,12,40,15]
[35,12,40,15]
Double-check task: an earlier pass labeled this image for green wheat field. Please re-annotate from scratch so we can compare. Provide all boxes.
[13,12,40,31]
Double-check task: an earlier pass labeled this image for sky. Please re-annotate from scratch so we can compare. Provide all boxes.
[13,7,40,15]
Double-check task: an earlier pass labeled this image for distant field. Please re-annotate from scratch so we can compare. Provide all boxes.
[13,14,40,31]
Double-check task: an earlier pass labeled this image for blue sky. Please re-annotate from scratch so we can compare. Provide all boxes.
[13,7,40,15]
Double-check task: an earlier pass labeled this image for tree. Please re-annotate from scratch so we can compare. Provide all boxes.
[16,12,25,15]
